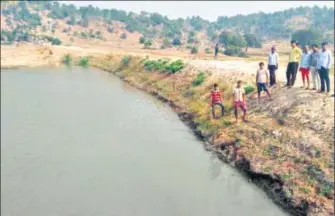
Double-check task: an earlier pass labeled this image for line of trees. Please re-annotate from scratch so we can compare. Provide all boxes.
[2,1,333,42]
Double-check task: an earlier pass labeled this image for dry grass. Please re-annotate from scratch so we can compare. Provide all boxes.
[88,53,334,215]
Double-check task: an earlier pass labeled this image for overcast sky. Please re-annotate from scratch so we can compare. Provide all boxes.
[63,1,334,21]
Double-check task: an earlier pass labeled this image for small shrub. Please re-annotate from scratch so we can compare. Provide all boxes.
[224,46,242,56]
[244,85,255,95]
[166,59,184,74]
[238,52,248,58]
[62,54,72,66]
[186,44,192,49]
[144,40,152,49]
[192,72,205,86]
[205,47,212,54]
[51,37,61,45]
[160,45,166,49]
[79,56,89,67]
[172,38,182,46]
[139,36,145,44]
[121,56,132,67]
[191,46,198,54]
[143,58,184,74]
[80,32,88,39]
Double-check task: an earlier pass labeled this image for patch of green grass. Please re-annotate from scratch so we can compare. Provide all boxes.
[62,54,72,66]
[79,56,89,67]
[298,186,310,194]
[192,72,206,86]
[318,184,333,197]
[121,56,132,67]
[244,85,255,95]
[143,59,184,74]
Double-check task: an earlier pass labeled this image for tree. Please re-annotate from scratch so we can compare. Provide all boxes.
[219,31,247,47]
[291,29,323,47]
[244,33,262,48]
[144,40,152,49]
[172,38,182,46]
[139,36,145,44]
[190,46,198,54]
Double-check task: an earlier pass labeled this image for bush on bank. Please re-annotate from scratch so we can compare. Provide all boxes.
[143,59,184,74]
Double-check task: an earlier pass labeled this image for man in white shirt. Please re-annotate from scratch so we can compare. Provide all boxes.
[232,80,247,123]
[316,42,333,95]
[267,46,279,87]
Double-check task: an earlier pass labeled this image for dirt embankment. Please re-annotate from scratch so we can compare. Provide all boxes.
[1,44,334,216]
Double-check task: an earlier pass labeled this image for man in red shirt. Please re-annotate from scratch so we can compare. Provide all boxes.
[210,83,224,119]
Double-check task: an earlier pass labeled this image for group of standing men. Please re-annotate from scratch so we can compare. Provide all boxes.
[210,40,333,123]
[268,40,333,95]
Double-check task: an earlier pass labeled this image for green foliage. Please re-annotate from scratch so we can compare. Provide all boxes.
[244,85,255,95]
[244,33,262,48]
[190,46,198,54]
[144,40,152,49]
[121,56,132,66]
[62,54,72,66]
[219,31,247,47]
[204,48,212,54]
[291,29,323,47]
[51,37,62,45]
[162,38,171,47]
[223,46,243,56]
[80,32,88,39]
[143,59,184,74]
[139,36,145,44]
[2,1,334,43]
[192,72,206,86]
[79,56,89,67]
[172,38,182,46]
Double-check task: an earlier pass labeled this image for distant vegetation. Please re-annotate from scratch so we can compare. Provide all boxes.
[192,72,206,86]
[1,1,334,47]
[143,59,185,74]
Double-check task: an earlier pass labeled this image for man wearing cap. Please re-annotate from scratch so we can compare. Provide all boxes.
[286,40,302,87]
[268,46,279,87]
[316,42,333,95]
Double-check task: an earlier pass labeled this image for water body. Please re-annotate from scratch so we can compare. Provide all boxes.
[1,67,288,216]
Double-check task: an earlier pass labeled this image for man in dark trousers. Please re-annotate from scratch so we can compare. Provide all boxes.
[214,43,219,60]
[267,46,279,87]
[286,40,302,88]
[317,42,333,95]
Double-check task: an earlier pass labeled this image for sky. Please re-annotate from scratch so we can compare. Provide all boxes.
[63,1,334,21]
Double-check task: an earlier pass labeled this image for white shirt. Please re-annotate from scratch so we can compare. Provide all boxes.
[233,87,245,102]
[256,69,268,83]
[317,50,333,69]
[268,52,279,66]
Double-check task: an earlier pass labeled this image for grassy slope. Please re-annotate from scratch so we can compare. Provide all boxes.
[84,54,334,216]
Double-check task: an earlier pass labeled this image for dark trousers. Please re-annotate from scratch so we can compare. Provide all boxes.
[286,62,299,86]
[212,103,224,118]
[268,65,277,86]
[319,67,330,93]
